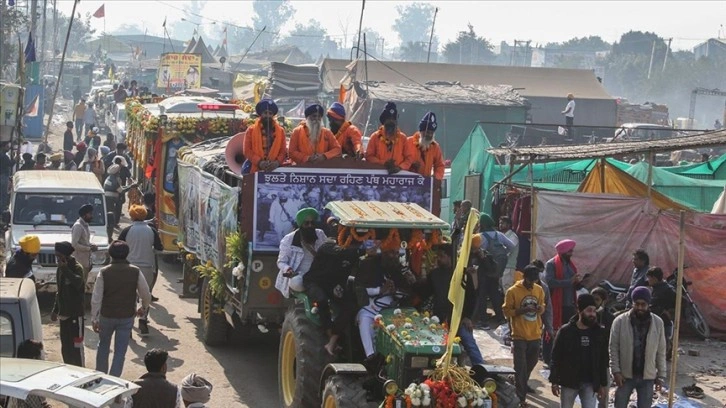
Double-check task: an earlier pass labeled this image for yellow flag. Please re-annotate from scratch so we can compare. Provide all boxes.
[442,208,479,371]
[108,66,114,81]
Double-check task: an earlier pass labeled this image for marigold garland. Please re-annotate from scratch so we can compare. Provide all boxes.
[380,228,401,251]
[338,226,375,248]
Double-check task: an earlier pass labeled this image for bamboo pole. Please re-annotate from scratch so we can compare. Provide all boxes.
[667,211,685,407]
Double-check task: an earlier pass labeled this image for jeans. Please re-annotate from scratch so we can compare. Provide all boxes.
[513,339,540,402]
[614,377,654,408]
[75,119,84,139]
[458,325,484,366]
[560,383,597,408]
[96,316,134,377]
[541,330,554,366]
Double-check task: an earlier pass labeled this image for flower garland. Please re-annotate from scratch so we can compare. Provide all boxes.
[380,228,401,251]
[338,227,375,248]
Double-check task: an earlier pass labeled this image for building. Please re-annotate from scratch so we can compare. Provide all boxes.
[693,38,726,60]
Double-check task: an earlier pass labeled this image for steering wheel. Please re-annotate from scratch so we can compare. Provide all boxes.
[18,208,44,222]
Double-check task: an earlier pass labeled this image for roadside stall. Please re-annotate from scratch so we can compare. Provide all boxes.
[125,96,251,251]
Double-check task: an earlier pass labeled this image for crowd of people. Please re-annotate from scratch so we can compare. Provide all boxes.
[273,201,674,408]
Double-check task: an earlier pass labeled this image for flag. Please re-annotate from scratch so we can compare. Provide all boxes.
[24,32,36,63]
[162,17,167,28]
[93,4,105,18]
[442,208,478,371]
[25,95,39,117]
[108,66,114,81]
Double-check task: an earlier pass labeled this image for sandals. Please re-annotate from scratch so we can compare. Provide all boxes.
[682,383,705,399]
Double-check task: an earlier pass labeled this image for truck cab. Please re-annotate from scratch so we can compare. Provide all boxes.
[4,171,110,293]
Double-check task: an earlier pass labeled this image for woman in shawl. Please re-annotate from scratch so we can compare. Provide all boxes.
[79,147,105,183]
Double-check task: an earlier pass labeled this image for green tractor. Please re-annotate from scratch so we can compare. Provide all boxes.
[278,201,518,408]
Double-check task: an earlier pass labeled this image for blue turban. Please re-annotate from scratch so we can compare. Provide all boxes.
[419,111,438,132]
[379,102,398,124]
[327,102,346,121]
[304,103,324,118]
[255,99,278,116]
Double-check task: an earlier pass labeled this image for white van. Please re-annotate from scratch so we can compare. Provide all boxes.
[4,171,110,293]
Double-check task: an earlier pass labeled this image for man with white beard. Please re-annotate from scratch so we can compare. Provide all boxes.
[289,104,341,165]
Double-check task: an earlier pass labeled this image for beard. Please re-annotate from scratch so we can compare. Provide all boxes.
[581,314,597,327]
[301,226,317,243]
[420,137,433,150]
[330,121,342,134]
[306,118,322,144]
[634,309,650,320]
[384,122,396,135]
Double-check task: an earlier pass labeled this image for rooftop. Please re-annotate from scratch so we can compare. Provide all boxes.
[359,81,527,106]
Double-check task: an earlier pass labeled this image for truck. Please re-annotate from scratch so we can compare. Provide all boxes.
[2,171,111,293]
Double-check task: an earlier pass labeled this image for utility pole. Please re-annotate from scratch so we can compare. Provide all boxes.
[44,0,78,141]
[647,39,656,79]
[30,0,38,37]
[52,0,58,56]
[0,0,5,76]
[355,0,365,58]
[40,0,47,63]
[426,7,438,63]
[662,37,672,72]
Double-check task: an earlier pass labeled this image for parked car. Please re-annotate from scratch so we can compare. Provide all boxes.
[0,278,42,358]
[106,102,126,143]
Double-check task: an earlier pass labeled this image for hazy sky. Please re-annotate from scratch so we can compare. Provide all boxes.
[57,0,725,51]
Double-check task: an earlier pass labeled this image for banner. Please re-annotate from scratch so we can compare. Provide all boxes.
[253,168,433,251]
[178,162,240,269]
[156,53,202,90]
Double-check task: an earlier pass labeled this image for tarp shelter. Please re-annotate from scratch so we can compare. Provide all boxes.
[268,62,321,103]
[713,186,726,214]
[346,82,527,160]
[533,191,726,333]
[662,153,726,180]
[321,58,616,134]
[185,36,217,64]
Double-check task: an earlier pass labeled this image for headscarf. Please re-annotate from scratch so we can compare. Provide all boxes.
[304,104,324,118]
[479,213,495,231]
[100,146,111,157]
[255,99,278,116]
[327,102,346,121]
[379,102,398,124]
[54,241,74,256]
[19,235,41,254]
[107,164,120,175]
[295,207,319,227]
[555,239,576,254]
[129,204,148,221]
[418,111,438,132]
[180,373,213,403]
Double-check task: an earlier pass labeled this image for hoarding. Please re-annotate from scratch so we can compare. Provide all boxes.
[156,53,202,90]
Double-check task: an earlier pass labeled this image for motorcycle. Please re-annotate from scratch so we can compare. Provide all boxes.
[598,279,628,315]
[666,269,710,340]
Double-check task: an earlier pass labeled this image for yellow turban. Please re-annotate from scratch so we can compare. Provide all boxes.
[19,235,41,254]
[129,205,148,221]
[471,234,482,249]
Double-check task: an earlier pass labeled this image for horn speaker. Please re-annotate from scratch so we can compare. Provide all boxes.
[225,132,246,174]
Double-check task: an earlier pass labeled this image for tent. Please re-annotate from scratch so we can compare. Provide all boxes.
[533,191,726,333]
[713,186,726,214]
[662,154,726,180]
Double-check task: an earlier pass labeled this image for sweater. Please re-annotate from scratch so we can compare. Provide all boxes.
[503,280,545,341]
[118,221,163,270]
[609,310,667,380]
[4,251,35,280]
[131,372,181,408]
[51,257,85,318]
[549,316,609,389]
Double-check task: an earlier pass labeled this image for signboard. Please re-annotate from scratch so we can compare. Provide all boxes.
[156,53,202,90]
[178,162,240,269]
[253,168,433,252]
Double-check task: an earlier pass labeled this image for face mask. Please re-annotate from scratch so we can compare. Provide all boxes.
[384,122,396,133]
[330,121,342,134]
[301,226,317,243]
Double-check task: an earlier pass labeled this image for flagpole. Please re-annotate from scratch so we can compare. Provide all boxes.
[43,0,78,142]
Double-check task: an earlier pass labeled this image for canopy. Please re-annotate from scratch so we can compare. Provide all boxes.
[713,187,726,214]
[325,201,449,230]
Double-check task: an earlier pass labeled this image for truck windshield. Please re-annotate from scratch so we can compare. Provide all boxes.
[12,193,106,226]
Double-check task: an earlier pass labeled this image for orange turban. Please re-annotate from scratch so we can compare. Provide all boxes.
[129,205,148,221]
[471,234,482,249]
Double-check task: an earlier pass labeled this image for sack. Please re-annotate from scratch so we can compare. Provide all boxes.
[482,232,509,277]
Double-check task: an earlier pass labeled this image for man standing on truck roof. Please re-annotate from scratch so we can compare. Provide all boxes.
[275,207,328,298]
[327,102,363,159]
[561,93,576,137]
[365,102,416,174]
[72,204,98,283]
[4,235,40,281]
[408,111,445,180]
[288,104,341,165]
[242,99,287,173]
[50,241,86,367]
[118,205,163,337]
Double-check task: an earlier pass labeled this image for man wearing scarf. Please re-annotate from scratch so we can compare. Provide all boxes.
[242,99,287,173]
[408,111,445,180]
[545,239,582,331]
[275,208,328,298]
[50,241,86,367]
[327,102,363,159]
[365,102,416,174]
[289,104,341,165]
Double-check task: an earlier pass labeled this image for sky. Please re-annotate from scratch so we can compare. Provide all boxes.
[55,0,726,52]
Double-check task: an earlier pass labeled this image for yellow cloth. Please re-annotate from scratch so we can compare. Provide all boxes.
[129,205,148,221]
[19,235,41,254]
[502,280,545,341]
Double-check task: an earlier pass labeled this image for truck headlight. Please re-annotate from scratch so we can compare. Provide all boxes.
[92,250,109,265]
[482,378,497,394]
[383,380,398,396]
[410,356,429,369]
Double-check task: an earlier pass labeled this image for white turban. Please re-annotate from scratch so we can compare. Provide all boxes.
[180,373,213,403]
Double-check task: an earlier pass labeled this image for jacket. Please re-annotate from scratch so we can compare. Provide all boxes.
[131,372,181,408]
[4,251,35,280]
[502,280,545,341]
[275,228,328,298]
[52,257,85,318]
[303,239,363,291]
[364,128,415,170]
[118,221,163,270]
[71,217,93,271]
[650,281,676,324]
[609,310,667,380]
[334,122,363,157]
[549,316,609,389]
[91,259,151,321]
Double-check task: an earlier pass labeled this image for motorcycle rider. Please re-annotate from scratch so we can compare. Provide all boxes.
[626,249,650,307]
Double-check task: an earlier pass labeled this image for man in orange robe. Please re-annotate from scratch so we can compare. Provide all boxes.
[289,104,341,165]
[408,111,445,180]
[327,102,362,159]
[364,102,415,174]
[242,99,287,173]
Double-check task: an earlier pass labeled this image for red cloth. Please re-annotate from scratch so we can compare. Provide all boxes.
[512,195,532,237]
[552,254,577,330]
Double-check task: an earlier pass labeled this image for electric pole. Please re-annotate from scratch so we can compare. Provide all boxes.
[41,0,47,63]
[30,0,38,37]
[662,37,672,72]
[426,7,438,63]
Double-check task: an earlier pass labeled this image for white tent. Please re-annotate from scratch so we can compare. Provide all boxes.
[712,186,726,214]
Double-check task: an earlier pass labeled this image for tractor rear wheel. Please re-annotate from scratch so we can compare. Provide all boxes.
[322,375,376,408]
[201,277,230,346]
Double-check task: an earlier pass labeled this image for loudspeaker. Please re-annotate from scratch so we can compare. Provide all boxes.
[225,132,246,174]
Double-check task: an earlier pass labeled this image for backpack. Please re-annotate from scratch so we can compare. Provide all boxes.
[482,232,509,277]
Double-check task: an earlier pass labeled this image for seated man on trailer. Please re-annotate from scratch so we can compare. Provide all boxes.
[365,102,416,174]
[408,111,445,180]
[327,102,363,159]
[288,104,341,165]
[242,99,287,173]
[275,208,328,299]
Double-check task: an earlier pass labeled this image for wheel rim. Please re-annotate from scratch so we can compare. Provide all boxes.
[323,393,337,408]
[281,330,297,406]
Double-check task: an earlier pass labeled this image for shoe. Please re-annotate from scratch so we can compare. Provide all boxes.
[151,295,159,302]
[526,385,537,394]
[138,320,150,337]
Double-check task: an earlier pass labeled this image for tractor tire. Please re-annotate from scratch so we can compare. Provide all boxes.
[201,277,230,346]
[278,305,334,408]
[494,376,519,408]
[321,375,377,408]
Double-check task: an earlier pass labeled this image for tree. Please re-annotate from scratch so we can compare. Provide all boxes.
[252,0,295,49]
[55,11,95,57]
[282,21,338,58]
[398,41,429,62]
[1,6,28,76]
[442,23,495,65]
[612,30,667,57]
[545,36,610,52]
[227,25,258,55]
[352,28,384,58]
[392,2,437,45]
